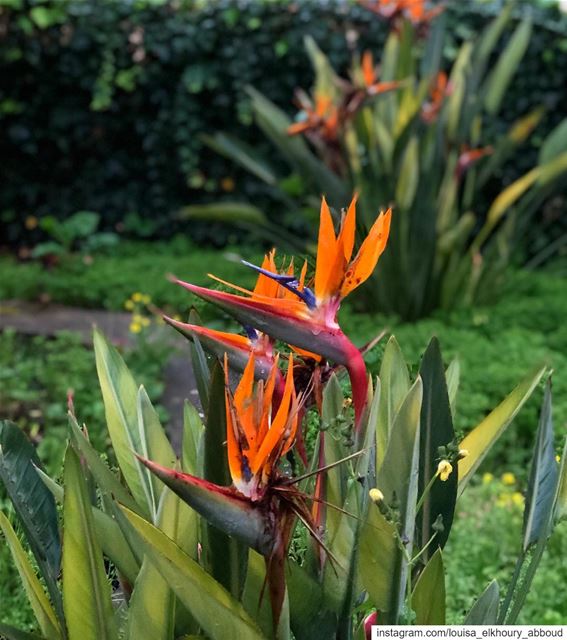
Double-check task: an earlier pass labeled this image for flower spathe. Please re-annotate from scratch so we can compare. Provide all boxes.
[225,353,299,501]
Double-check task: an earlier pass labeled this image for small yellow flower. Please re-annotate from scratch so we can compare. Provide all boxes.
[496,493,509,508]
[220,176,236,192]
[369,488,384,504]
[141,317,151,327]
[501,472,516,486]
[25,215,38,230]
[482,472,494,485]
[132,292,143,302]
[511,492,524,507]
[124,300,134,310]
[458,448,469,459]
[141,294,151,305]
[556,455,561,463]
[437,460,453,482]
[129,322,142,334]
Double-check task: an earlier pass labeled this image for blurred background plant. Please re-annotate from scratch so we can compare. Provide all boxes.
[203,4,567,319]
[1,0,566,254]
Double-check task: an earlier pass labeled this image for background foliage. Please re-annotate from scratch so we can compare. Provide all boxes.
[1,0,566,246]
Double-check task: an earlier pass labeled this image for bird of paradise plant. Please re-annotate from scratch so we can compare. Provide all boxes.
[200,5,567,320]
[174,195,391,426]
[1,187,565,639]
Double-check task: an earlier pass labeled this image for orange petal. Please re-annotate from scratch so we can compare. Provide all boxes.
[321,195,358,300]
[290,344,323,363]
[362,51,375,87]
[225,387,243,486]
[250,355,295,475]
[258,355,279,444]
[339,194,357,263]
[314,196,337,301]
[234,354,257,447]
[340,208,392,298]
[253,249,279,298]
[367,81,401,96]
[288,121,313,136]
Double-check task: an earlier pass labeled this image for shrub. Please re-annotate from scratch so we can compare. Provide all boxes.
[1,0,566,248]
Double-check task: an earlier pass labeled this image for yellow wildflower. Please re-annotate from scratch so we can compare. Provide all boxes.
[124,300,134,310]
[556,455,561,463]
[141,317,151,327]
[501,472,516,486]
[129,322,142,334]
[220,176,236,192]
[25,216,38,230]
[141,294,151,305]
[437,460,453,482]
[482,472,494,485]
[511,492,524,507]
[132,292,143,302]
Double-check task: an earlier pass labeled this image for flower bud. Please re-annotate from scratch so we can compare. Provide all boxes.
[369,488,384,504]
[437,460,453,482]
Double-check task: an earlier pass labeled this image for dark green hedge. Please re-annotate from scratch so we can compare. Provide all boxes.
[1,0,566,246]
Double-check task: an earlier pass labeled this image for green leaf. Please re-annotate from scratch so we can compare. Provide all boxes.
[126,488,181,640]
[376,337,410,471]
[445,358,460,417]
[62,447,117,640]
[0,421,62,623]
[202,133,277,185]
[203,361,249,597]
[358,503,398,615]
[304,36,339,100]
[242,551,290,640]
[411,549,445,624]
[539,119,567,165]
[523,380,559,551]
[0,512,61,640]
[36,466,140,585]
[458,367,546,495]
[554,437,567,523]
[119,506,265,640]
[287,562,337,640]
[94,329,174,521]
[417,338,457,555]
[0,624,47,640]
[182,400,205,476]
[137,386,178,510]
[377,377,422,521]
[178,202,268,225]
[464,580,500,624]
[395,136,419,210]
[484,17,532,115]
[68,414,140,514]
[374,378,422,622]
[189,329,211,412]
[475,5,512,74]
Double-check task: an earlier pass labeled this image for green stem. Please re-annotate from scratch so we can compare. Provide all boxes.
[410,531,439,568]
[415,472,439,515]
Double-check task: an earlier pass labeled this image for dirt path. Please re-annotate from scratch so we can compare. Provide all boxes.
[0,300,197,451]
